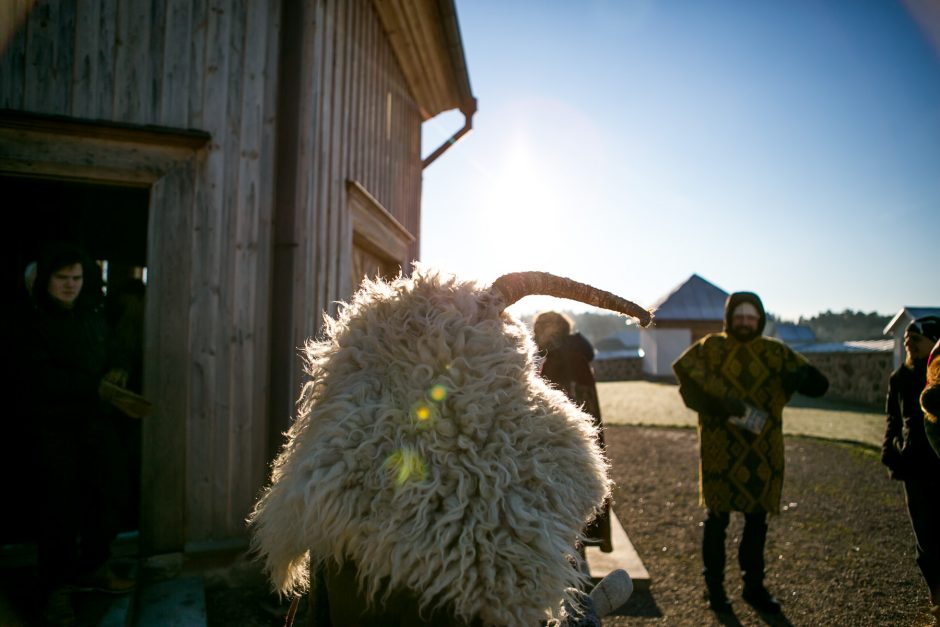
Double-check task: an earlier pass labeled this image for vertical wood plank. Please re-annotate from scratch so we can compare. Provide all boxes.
[337,0,357,298]
[312,0,328,324]
[325,0,346,308]
[229,0,269,535]
[187,0,232,541]
[71,0,100,117]
[216,0,245,536]
[187,0,207,127]
[113,0,152,123]
[24,0,75,114]
[141,161,194,554]
[148,0,166,122]
[92,0,116,118]
[255,0,280,468]
[0,0,29,109]
[160,0,193,126]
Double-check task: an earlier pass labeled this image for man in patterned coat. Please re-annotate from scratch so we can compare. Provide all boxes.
[673,292,828,615]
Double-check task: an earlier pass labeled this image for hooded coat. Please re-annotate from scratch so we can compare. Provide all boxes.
[250,268,611,626]
[672,292,828,513]
[538,332,611,551]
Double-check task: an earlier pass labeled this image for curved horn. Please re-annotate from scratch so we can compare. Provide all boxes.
[491,271,653,327]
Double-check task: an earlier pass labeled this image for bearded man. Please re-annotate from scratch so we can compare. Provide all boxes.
[672,292,828,615]
[882,315,940,620]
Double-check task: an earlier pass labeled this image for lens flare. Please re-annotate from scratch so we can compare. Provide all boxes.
[429,384,447,402]
[384,448,427,486]
[411,401,435,422]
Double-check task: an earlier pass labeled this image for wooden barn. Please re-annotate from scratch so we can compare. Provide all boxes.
[0,0,475,557]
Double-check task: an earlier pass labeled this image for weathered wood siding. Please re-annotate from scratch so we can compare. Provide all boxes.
[296,0,423,326]
[0,0,426,551]
[268,0,424,449]
[1,0,281,552]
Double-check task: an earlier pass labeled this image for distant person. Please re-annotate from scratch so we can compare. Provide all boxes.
[23,244,135,625]
[534,311,613,556]
[882,315,940,619]
[673,292,828,615]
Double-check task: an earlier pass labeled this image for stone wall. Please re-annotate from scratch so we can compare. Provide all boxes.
[803,351,893,407]
[594,357,644,382]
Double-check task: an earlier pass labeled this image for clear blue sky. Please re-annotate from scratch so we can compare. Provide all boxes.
[420,0,940,322]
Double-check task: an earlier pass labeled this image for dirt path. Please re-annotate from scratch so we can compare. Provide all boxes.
[602,425,934,627]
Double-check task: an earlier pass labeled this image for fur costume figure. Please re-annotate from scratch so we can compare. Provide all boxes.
[249,267,650,625]
[922,340,940,459]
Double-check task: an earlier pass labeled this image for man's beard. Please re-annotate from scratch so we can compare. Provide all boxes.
[730,327,758,342]
[904,353,928,372]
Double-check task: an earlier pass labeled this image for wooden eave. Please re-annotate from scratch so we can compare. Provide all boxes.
[372,0,474,120]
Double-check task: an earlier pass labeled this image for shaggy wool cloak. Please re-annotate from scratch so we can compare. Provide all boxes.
[250,268,611,626]
[673,334,808,514]
[922,341,940,460]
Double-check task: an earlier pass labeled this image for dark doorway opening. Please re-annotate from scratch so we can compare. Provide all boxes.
[1,175,150,546]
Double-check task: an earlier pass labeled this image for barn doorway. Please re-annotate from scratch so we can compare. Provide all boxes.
[0,174,150,546]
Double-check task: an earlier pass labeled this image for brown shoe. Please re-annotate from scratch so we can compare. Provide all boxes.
[72,565,135,595]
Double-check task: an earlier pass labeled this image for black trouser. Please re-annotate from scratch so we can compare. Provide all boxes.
[904,477,940,604]
[703,508,768,590]
[37,418,128,590]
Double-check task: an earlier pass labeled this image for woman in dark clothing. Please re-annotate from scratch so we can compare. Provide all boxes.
[24,244,134,624]
[882,316,940,619]
[534,311,613,554]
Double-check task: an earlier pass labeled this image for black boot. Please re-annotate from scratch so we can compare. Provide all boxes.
[740,512,780,614]
[706,583,733,613]
[742,583,781,614]
[703,510,732,613]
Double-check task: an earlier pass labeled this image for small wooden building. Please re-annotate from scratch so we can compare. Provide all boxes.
[642,274,728,377]
[0,0,475,556]
[884,306,940,370]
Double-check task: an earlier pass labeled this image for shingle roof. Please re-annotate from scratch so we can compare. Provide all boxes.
[651,274,729,321]
[773,323,816,345]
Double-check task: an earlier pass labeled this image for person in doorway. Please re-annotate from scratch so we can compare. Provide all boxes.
[882,315,940,621]
[534,311,613,556]
[22,244,135,625]
[672,292,828,615]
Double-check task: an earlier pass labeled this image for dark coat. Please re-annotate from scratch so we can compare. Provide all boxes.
[23,300,115,430]
[674,292,828,514]
[883,362,940,479]
[539,333,611,551]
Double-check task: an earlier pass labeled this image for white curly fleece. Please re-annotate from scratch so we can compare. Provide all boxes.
[249,267,610,625]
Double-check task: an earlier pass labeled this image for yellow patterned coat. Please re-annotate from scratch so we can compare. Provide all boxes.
[673,333,808,514]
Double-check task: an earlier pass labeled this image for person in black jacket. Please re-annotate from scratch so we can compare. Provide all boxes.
[882,315,940,619]
[23,244,135,625]
[534,311,613,557]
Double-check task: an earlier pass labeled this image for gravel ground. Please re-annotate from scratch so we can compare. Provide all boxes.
[602,425,934,627]
[204,425,936,626]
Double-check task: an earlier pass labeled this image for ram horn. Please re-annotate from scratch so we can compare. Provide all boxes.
[491,271,653,326]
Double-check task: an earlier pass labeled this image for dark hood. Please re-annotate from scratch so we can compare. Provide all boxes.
[723,291,766,337]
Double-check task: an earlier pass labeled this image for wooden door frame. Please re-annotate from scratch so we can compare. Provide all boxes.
[0,109,210,554]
